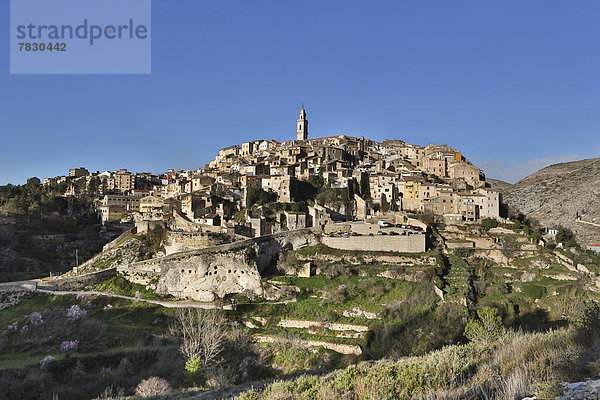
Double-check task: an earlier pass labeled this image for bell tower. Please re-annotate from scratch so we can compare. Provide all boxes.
[297,107,308,141]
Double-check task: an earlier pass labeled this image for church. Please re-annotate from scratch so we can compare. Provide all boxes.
[296,107,308,141]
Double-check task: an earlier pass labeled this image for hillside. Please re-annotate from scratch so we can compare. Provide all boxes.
[494,158,600,244]
[3,219,600,399]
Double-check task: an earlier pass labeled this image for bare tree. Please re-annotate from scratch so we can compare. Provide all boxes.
[169,308,227,370]
[501,240,519,264]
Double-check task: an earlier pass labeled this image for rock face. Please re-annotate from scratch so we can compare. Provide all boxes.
[119,229,318,302]
[154,249,261,301]
[492,158,600,243]
[79,236,144,272]
[556,379,600,399]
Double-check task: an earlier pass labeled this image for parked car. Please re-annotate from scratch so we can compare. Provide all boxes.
[377,231,383,235]
[343,233,349,238]
[413,226,423,231]
[369,233,374,237]
[351,232,360,236]
[389,231,399,235]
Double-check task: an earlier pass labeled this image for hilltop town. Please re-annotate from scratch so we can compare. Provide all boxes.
[41,108,500,239]
[4,109,600,400]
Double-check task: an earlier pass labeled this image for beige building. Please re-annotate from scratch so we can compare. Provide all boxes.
[114,169,135,193]
[449,163,483,187]
[474,188,500,219]
[271,175,292,202]
[139,195,181,219]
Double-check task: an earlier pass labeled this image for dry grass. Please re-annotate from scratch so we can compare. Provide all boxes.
[237,328,591,400]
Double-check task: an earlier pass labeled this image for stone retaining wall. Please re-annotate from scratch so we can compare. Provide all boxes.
[321,233,426,253]
[277,318,369,332]
[37,268,117,291]
[254,335,362,355]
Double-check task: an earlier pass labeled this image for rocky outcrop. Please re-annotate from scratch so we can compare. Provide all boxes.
[556,379,600,399]
[79,235,144,272]
[119,229,318,302]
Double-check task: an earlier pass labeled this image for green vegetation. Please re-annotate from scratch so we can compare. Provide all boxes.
[0,181,96,216]
[237,327,589,400]
[464,306,504,343]
[91,255,123,270]
[0,216,108,282]
[246,186,278,208]
[94,273,161,300]
[0,293,180,400]
[481,217,499,231]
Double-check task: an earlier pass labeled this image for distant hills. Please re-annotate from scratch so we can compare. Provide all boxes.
[489,158,600,244]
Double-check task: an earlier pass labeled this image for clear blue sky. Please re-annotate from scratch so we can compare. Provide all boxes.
[2,0,600,184]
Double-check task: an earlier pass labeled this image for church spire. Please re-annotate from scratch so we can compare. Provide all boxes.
[297,106,308,140]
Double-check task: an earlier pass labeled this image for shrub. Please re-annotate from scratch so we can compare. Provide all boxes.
[135,376,171,397]
[323,263,351,279]
[66,305,87,320]
[29,312,44,325]
[481,218,499,231]
[60,340,79,355]
[464,306,504,343]
[576,301,600,343]
[206,366,236,388]
[39,355,55,369]
[521,283,547,300]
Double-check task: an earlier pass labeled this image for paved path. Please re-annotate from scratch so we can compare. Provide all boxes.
[1,280,296,310]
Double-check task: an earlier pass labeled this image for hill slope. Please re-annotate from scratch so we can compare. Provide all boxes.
[498,158,600,243]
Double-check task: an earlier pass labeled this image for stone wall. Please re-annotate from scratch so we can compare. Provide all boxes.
[254,335,362,355]
[321,233,426,253]
[446,240,475,249]
[37,268,117,291]
[163,231,225,255]
[119,229,318,301]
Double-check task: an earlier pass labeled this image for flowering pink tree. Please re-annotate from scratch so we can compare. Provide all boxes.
[60,340,79,357]
[66,305,87,320]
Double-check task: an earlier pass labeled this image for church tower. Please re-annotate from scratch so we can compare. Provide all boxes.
[297,107,308,141]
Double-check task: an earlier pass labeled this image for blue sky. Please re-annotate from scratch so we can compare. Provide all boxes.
[2,0,599,184]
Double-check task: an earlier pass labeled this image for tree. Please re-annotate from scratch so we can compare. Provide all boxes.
[481,218,499,231]
[87,177,101,195]
[169,308,227,374]
[464,306,504,343]
[555,226,576,246]
[501,240,519,263]
[308,173,325,192]
[246,186,276,207]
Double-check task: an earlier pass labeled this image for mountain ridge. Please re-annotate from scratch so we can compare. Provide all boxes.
[491,157,600,244]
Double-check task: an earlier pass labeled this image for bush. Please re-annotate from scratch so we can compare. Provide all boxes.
[246,186,276,207]
[29,312,44,325]
[39,355,55,369]
[481,218,499,231]
[521,283,547,300]
[323,263,351,279]
[576,301,600,343]
[66,305,87,320]
[135,376,171,397]
[464,307,504,343]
